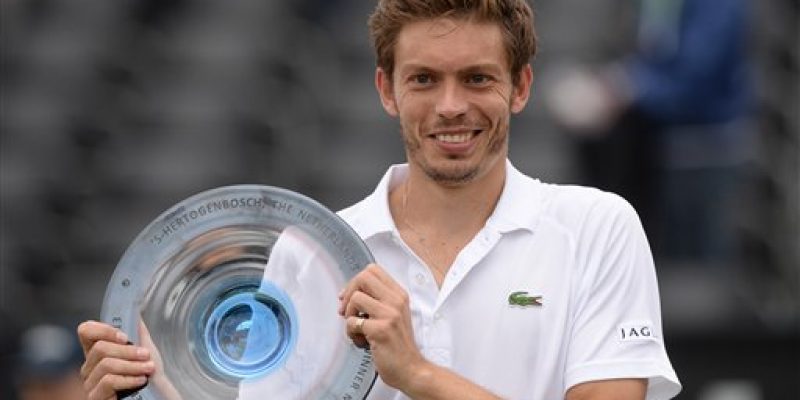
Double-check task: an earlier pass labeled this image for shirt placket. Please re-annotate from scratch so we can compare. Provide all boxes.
[390,234,438,352]
[391,228,503,368]
[426,228,502,368]
[436,228,502,308]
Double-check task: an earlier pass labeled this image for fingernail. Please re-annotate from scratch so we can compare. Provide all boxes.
[338,289,344,299]
[137,347,150,358]
[116,331,129,343]
[144,361,155,371]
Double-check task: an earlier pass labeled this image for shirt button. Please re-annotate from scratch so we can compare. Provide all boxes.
[433,312,442,321]
[415,273,425,285]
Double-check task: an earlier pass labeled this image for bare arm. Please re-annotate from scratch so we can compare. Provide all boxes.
[339,264,502,400]
[566,378,647,400]
[398,360,502,400]
[339,265,649,400]
[399,366,647,400]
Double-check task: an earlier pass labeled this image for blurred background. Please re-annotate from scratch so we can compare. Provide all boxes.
[1,0,797,399]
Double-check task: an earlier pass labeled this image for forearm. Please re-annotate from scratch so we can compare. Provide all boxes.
[400,362,647,400]
[401,361,502,400]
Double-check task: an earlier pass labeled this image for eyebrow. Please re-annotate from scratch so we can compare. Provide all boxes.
[397,62,504,76]
[460,64,504,75]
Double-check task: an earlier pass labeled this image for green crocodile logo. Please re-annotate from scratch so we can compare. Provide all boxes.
[508,291,543,307]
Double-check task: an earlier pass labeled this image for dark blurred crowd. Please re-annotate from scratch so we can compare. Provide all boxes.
[1,321,86,400]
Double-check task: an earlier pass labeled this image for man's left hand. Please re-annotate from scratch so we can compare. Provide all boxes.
[338,263,427,390]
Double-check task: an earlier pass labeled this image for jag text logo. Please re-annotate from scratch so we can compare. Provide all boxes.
[618,321,657,342]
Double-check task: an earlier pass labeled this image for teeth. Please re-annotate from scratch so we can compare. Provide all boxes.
[436,133,472,143]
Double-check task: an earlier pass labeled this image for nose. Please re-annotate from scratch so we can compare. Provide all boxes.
[435,80,468,119]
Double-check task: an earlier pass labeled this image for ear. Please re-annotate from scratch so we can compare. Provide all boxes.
[510,64,533,114]
[375,67,399,117]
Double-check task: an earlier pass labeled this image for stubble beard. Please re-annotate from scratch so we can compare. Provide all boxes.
[400,117,509,186]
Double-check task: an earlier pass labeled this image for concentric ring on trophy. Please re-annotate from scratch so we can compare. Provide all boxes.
[101,185,377,400]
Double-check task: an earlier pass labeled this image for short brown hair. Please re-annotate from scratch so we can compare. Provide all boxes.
[368,0,537,84]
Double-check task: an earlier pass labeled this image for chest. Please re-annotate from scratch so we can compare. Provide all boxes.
[368,229,578,398]
[398,227,479,286]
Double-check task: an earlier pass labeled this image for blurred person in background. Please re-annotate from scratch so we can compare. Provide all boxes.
[15,324,87,400]
[548,0,752,265]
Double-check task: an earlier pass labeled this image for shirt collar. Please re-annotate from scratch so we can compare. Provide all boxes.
[485,159,543,234]
[347,163,407,240]
[349,159,542,240]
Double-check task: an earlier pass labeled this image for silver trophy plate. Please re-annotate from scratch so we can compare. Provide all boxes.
[101,185,377,399]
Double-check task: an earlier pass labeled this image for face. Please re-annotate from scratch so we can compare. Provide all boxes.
[376,17,532,185]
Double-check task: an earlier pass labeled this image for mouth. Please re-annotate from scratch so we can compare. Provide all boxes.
[430,128,483,144]
[424,128,484,156]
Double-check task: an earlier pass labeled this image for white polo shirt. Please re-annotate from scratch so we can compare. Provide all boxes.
[338,160,681,400]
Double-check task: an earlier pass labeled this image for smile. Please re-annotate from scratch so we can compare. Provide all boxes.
[437,133,472,143]
[431,129,483,144]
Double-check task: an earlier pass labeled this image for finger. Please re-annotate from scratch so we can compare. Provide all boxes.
[82,341,150,381]
[87,374,148,400]
[345,315,370,349]
[338,267,393,315]
[84,358,154,396]
[338,264,386,314]
[361,264,408,308]
[77,321,128,355]
[342,283,387,318]
[344,290,385,319]
[346,314,376,337]
[338,273,366,316]
[357,264,410,312]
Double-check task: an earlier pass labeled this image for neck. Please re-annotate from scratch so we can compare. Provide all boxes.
[391,160,506,238]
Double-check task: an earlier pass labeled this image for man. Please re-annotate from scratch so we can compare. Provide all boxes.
[78,1,681,399]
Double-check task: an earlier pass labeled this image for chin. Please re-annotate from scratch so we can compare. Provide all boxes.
[422,161,481,186]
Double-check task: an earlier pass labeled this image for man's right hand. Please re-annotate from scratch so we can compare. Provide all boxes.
[77,320,155,400]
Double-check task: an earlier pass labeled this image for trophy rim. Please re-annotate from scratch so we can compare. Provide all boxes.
[100,184,377,400]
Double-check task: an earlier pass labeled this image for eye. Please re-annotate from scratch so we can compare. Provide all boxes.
[466,74,491,85]
[410,73,433,85]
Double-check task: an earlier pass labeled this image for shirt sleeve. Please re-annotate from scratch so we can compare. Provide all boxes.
[564,193,681,399]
